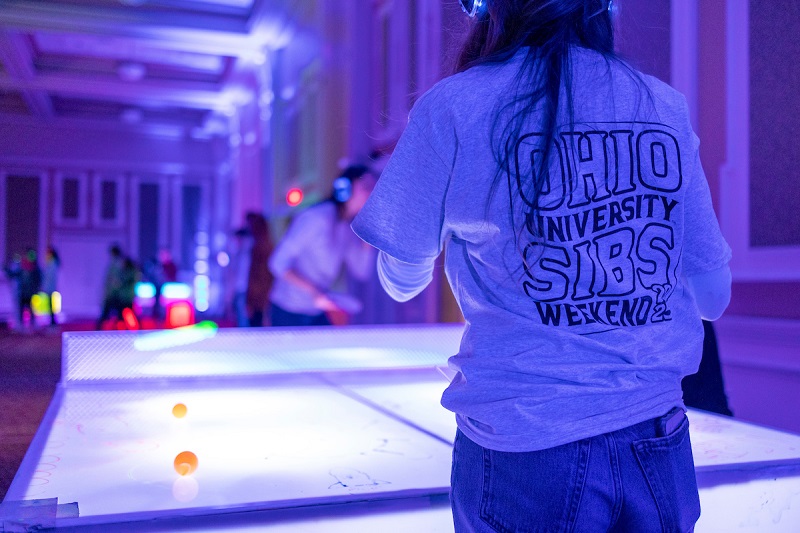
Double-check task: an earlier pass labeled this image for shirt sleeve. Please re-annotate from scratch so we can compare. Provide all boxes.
[681,132,732,276]
[269,209,319,277]
[351,85,456,264]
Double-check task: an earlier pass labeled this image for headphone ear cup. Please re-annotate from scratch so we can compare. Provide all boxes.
[460,0,485,18]
[333,176,353,203]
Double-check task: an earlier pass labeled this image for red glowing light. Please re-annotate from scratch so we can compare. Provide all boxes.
[286,188,303,207]
[122,308,140,330]
[166,301,194,329]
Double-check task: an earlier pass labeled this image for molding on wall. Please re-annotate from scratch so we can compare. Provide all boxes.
[720,0,800,281]
[0,156,215,176]
[52,171,89,229]
[91,172,127,230]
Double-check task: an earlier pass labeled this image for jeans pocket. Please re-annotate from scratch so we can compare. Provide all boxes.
[632,415,701,532]
[479,439,590,533]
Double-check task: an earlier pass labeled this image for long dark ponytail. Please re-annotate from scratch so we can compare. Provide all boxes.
[456,0,618,247]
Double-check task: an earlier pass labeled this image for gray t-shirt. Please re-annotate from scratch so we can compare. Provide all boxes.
[352,47,731,452]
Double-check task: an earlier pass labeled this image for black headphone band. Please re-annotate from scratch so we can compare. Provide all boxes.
[460,1,614,19]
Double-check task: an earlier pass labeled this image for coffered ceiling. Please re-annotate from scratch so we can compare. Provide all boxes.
[0,0,302,138]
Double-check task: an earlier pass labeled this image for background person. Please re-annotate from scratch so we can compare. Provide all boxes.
[144,248,177,322]
[41,245,60,327]
[230,226,253,327]
[16,249,42,331]
[245,212,273,327]
[3,253,23,330]
[269,164,376,327]
[681,320,734,416]
[119,257,140,323]
[96,244,126,329]
[352,1,732,530]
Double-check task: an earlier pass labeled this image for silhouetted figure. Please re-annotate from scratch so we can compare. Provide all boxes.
[96,244,126,329]
[145,248,178,321]
[245,212,273,327]
[17,249,42,330]
[3,253,22,329]
[231,227,252,327]
[158,248,177,284]
[682,320,734,416]
[41,246,60,326]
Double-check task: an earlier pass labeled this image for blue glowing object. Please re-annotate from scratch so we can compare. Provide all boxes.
[135,282,157,299]
[161,282,192,300]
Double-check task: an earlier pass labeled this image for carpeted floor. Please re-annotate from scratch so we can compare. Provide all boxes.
[0,329,62,502]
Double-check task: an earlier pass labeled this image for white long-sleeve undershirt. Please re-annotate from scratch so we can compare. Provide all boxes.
[376,251,435,302]
[686,263,731,321]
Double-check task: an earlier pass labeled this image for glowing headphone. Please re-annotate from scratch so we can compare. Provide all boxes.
[460,0,485,18]
[460,0,614,19]
[332,176,353,203]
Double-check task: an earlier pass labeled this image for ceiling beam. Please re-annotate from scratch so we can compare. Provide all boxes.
[0,111,210,140]
[0,2,287,57]
[0,30,54,118]
[0,73,231,111]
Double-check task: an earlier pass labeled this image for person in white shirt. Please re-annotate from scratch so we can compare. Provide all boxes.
[269,164,376,326]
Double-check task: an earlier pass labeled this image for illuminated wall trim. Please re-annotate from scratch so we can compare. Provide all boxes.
[670,0,698,128]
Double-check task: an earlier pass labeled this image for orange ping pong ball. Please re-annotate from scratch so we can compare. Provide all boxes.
[174,451,198,476]
[172,403,187,418]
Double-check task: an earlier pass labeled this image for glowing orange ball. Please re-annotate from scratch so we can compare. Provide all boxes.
[172,403,187,418]
[174,451,198,476]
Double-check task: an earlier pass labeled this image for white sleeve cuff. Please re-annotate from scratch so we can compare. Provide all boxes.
[376,251,435,302]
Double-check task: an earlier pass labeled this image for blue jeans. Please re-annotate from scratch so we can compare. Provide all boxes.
[233,292,249,327]
[450,411,700,532]
[270,303,331,327]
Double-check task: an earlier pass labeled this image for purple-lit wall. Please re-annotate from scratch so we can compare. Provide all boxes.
[615,0,671,84]
[749,3,800,249]
[696,0,800,433]
[611,1,799,434]
[616,1,800,320]
[697,1,725,217]
[723,1,800,319]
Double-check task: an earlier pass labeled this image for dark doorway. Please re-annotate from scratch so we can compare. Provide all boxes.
[5,174,41,263]
[138,182,160,266]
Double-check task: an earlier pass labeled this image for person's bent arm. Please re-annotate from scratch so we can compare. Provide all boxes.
[687,263,731,321]
[280,268,341,312]
[377,251,435,302]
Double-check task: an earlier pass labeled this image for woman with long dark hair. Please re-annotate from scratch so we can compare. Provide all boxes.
[353,1,731,530]
[269,165,376,327]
